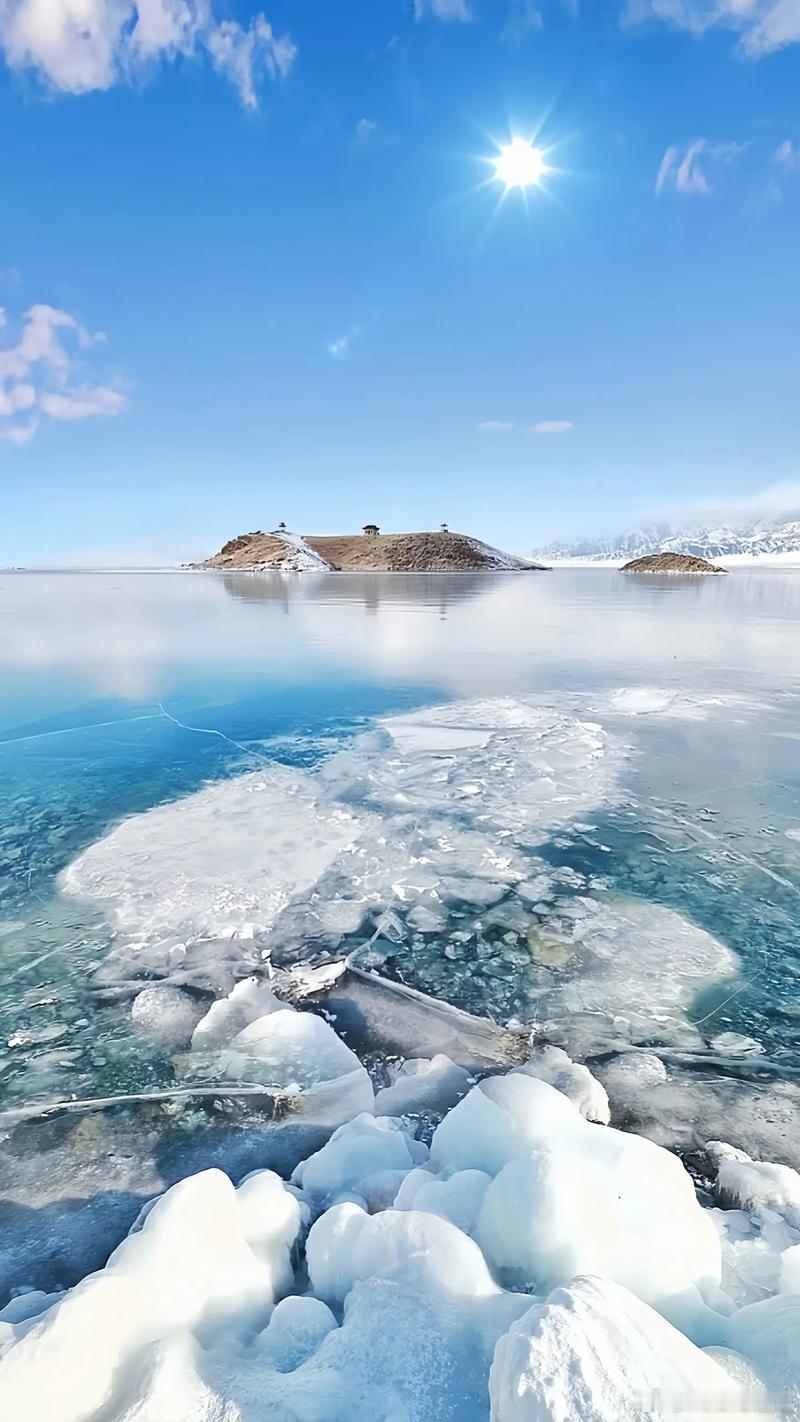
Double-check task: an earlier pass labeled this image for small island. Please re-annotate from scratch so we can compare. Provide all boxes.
[197,525,548,574]
[621,552,727,574]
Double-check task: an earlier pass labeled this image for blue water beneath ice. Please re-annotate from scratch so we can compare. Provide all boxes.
[1,567,799,1118]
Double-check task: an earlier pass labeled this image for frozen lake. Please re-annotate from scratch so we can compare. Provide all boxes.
[1,566,799,1298]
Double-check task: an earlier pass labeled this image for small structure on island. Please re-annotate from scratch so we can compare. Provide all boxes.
[440,522,449,533]
[362,523,380,536]
[277,522,287,532]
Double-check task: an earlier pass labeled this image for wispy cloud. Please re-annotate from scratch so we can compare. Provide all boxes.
[477,420,514,431]
[414,0,472,21]
[0,0,296,107]
[625,0,800,58]
[755,139,800,208]
[355,118,377,144]
[774,138,800,173]
[655,138,744,196]
[531,420,574,434]
[328,326,360,359]
[501,0,543,45]
[0,303,129,447]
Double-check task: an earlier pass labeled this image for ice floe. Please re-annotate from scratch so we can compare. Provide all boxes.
[61,699,619,963]
[60,696,740,1062]
[603,686,756,721]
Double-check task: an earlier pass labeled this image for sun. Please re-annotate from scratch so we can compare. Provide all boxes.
[492,137,548,191]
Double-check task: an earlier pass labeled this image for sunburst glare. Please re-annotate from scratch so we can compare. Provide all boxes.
[492,137,548,190]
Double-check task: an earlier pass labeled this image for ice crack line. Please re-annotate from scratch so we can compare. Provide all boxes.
[156,702,271,765]
[0,713,163,747]
[648,802,800,898]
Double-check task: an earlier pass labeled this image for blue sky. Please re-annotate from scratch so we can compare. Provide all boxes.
[1,0,799,563]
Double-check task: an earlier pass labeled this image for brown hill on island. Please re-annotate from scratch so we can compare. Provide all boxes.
[621,552,727,574]
[199,529,547,573]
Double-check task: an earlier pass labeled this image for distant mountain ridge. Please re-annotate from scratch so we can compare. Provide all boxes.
[534,515,800,563]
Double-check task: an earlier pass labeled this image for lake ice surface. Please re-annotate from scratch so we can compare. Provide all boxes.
[0,567,799,1416]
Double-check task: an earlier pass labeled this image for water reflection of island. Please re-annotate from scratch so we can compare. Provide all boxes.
[221,570,519,618]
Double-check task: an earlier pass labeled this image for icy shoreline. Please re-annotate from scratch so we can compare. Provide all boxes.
[1,969,798,1420]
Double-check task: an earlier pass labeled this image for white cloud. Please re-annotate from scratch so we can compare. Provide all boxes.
[0,303,129,447]
[355,117,377,143]
[477,420,514,431]
[756,139,800,206]
[205,15,295,110]
[1,416,38,445]
[327,325,360,359]
[625,0,800,57]
[40,385,128,419]
[774,138,800,172]
[414,0,472,21]
[531,420,574,434]
[501,0,543,44]
[655,138,743,196]
[0,0,296,106]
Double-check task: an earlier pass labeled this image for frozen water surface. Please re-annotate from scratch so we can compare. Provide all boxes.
[0,567,799,1413]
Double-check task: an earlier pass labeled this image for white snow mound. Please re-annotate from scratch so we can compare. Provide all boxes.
[1,1035,796,1422]
[490,1275,761,1421]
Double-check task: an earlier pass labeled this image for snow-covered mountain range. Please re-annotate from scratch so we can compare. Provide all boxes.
[534,516,800,563]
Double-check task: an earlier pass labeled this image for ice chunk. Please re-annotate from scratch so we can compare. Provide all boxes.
[306,1202,500,1307]
[235,1169,305,1288]
[0,1169,284,1421]
[515,1045,610,1124]
[218,1008,375,1124]
[707,1205,799,1309]
[710,1148,800,1230]
[191,976,284,1050]
[434,1076,722,1334]
[431,1071,579,1177]
[709,1032,764,1057]
[374,1054,472,1117]
[726,1293,800,1403]
[601,1050,668,1097]
[394,1167,492,1236]
[489,1275,756,1421]
[130,985,204,1044]
[292,1113,423,1202]
[256,1294,338,1371]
